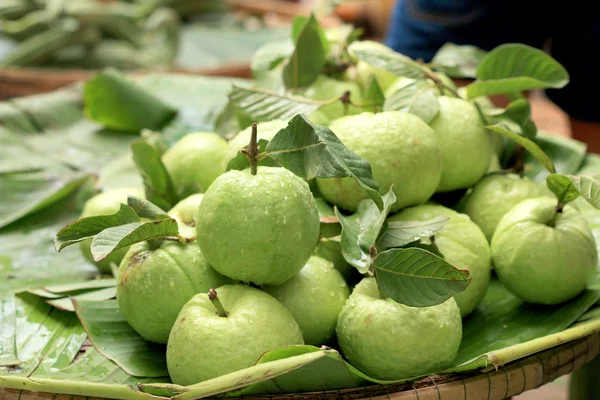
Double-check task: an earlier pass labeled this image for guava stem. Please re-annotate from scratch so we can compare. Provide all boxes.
[247,123,258,176]
[512,145,525,176]
[548,201,565,227]
[208,288,228,317]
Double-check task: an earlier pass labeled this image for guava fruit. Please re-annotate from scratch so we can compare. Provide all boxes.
[316,111,443,212]
[491,197,597,305]
[168,193,204,239]
[354,61,398,92]
[167,284,303,385]
[336,277,462,380]
[430,96,493,192]
[463,174,552,241]
[300,75,365,126]
[263,256,350,345]
[117,240,230,344]
[314,223,355,281]
[162,132,228,198]
[389,203,491,316]
[196,166,320,285]
[79,187,145,274]
[223,120,287,169]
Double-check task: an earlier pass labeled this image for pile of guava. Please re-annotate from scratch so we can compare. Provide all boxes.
[58,17,600,389]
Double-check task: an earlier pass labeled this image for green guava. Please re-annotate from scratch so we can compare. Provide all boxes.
[316,111,443,212]
[223,120,288,169]
[263,255,350,345]
[389,203,491,316]
[162,132,228,198]
[167,284,303,385]
[117,240,230,344]
[491,197,597,305]
[168,193,204,239]
[336,277,462,380]
[300,75,365,126]
[79,187,145,274]
[313,223,355,282]
[354,61,399,92]
[430,96,493,192]
[462,174,552,242]
[196,166,320,285]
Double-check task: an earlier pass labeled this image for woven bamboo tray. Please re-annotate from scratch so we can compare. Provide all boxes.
[1,332,597,400]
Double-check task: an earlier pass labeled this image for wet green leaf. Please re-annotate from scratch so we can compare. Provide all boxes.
[349,40,426,79]
[374,247,471,307]
[127,197,168,220]
[485,99,537,139]
[266,115,382,209]
[335,190,396,273]
[47,287,117,312]
[84,69,177,132]
[73,299,168,378]
[0,294,20,366]
[378,216,449,249]
[283,15,326,89]
[467,44,569,98]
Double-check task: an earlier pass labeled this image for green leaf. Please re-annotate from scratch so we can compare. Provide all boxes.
[0,294,20,366]
[485,99,537,139]
[383,79,439,123]
[378,216,449,249]
[39,279,117,295]
[362,76,385,109]
[46,287,117,312]
[131,139,178,211]
[348,40,427,79]
[487,123,556,174]
[374,247,471,307]
[430,43,487,79]
[91,219,179,262]
[467,44,569,98]
[265,115,382,209]
[251,40,294,82]
[127,196,168,219]
[546,174,581,206]
[315,197,338,224]
[54,204,140,251]
[73,299,168,377]
[226,139,278,171]
[228,85,335,123]
[335,190,396,273]
[84,68,177,132]
[283,15,326,89]
[524,131,587,181]
[566,175,600,209]
[291,15,329,54]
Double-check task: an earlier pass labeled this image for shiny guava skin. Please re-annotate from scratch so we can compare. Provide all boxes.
[463,174,552,242]
[316,111,443,212]
[430,96,493,192]
[162,132,228,198]
[313,223,355,282]
[79,187,145,274]
[167,284,303,385]
[168,193,204,226]
[263,256,350,346]
[389,203,491,317]
[196,167,320,285]
[223,120,288,169]
[491,197,597,305]
[117,240,230,344]
[336,278,462,380]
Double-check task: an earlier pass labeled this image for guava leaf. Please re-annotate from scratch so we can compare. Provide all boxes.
[361,76,385,109]
[349,40,427,79]
[430,43,487,79]
[84,69,177,132]
[485,99,537,139]
[524,132,587,181]
[546,174,581,206]
[466,44,569,98]
[90,219,179,262]
[383,79,439,123]
[283,15,326,89]
[335,190,396,273]
[250,40,294,82]
[291,14,329,54]
[131,138,179,211]
[73,299,168,377]
[315,197,338,224]
[127,196,169,219]
[265,115,382,209]
[0,294,20,366]
[374,247,471,307]
[487,123,556,174]
[226,139,279,171]
[54,204,140,251]
[565,175,600,209]
[47,287,117,312]
[228,85,335,122]
[378,217,449,249]
[39,279,117,294]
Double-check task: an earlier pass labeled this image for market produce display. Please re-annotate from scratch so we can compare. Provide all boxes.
[1,11,600,400]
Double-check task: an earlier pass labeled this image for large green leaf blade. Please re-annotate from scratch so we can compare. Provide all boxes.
[0,294,20,366]
[282,15,326,89]
[73,299,168,378]
[567,175,600,209]
[467,44,569,98]
[349,40,426,79]
[84,69,177,132]
[378,217,449,249]
[374,248,471,307]
[266,114,382,209]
